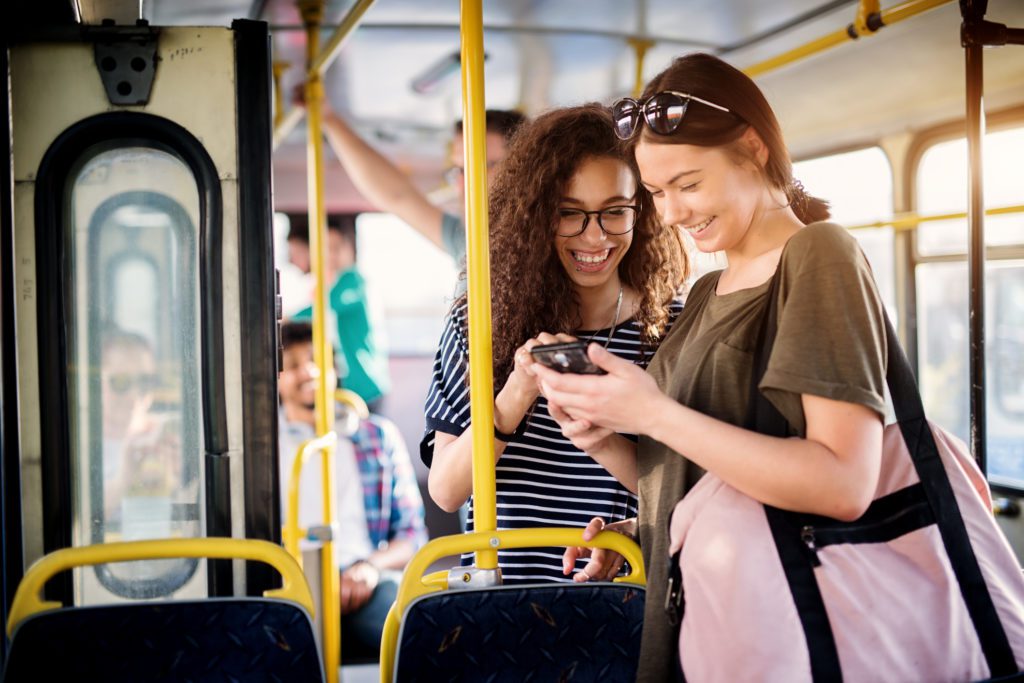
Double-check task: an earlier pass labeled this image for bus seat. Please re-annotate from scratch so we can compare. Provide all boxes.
[3,538,325,683]
[395,583,644,681]
[380,527,646,682]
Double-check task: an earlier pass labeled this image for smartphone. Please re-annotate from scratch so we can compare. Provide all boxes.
[529,341,606,375]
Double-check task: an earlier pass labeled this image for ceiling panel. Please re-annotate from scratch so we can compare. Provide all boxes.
[133,0,1024,210]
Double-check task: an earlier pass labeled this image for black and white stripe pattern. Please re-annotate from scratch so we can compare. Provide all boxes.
[422,299,684,584]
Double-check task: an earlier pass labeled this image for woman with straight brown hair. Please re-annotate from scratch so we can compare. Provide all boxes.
[421,104,689,584]
[537,54,887,680]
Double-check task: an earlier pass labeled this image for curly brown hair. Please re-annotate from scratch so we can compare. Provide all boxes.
[458,104,689,388]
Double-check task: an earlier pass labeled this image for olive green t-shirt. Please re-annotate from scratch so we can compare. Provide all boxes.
[635,222,887,682]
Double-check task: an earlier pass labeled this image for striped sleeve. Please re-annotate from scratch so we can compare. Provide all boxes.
[420,306,471,466]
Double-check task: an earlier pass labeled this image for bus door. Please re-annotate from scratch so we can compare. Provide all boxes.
[3,15,280,609]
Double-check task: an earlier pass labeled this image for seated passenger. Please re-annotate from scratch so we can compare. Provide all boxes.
[277,320,426,661]
[421,104,689,583]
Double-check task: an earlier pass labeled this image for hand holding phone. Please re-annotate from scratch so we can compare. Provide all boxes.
[529,341,606,375]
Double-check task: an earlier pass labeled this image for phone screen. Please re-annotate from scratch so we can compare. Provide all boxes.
[529,341,606,375]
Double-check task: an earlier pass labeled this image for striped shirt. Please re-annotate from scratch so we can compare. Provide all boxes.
[421,299,684,583]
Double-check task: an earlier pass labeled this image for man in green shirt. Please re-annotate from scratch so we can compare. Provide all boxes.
[294,216,389,410]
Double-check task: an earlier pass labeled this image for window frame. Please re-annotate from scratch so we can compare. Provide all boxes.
[75,182,202,598]
[907,107,1024,494]
[33,112,226,603]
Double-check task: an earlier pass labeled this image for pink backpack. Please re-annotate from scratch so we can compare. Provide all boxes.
[667,310,1024,681]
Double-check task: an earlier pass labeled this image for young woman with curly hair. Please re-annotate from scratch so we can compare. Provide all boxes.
[421,103,689,583]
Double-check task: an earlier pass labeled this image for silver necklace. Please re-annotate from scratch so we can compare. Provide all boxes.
[586,284,624,349]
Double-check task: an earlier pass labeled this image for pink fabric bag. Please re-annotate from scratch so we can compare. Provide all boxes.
[666,312,1024,682]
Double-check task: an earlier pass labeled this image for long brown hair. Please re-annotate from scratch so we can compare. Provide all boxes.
[633,53,829,224]
[459,104,688,388]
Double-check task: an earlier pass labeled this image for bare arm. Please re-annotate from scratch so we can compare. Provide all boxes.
[428,333,575,512]
[642,391,882,520]
[428,380,534,512]
[319,110,447,250]
[536,345,883,521]
[547,401,638,493]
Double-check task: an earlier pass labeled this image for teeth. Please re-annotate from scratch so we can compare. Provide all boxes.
[685,217,713,233]
[572,249,610,264]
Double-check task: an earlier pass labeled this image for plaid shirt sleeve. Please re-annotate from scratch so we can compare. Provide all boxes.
[375,417,428,550]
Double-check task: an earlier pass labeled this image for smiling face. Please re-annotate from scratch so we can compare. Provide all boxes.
[553,156,636,295]
[634,133,770,255]
[278,341,319,411]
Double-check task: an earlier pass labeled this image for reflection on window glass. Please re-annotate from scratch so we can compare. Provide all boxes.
[917,261,1024,488]
[794,147,896,316]
[67,145,204,598]
[916,127,1024,256]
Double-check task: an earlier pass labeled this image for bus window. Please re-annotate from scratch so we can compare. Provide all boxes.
[991,263,1024,489]
[355,212,458,355]
[793,147,896,316]
[915,125,1024,488]
[916,128,1024,256]
[67,146,204,598]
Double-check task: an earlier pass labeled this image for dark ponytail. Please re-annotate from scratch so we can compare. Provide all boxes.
[786,178,831,225]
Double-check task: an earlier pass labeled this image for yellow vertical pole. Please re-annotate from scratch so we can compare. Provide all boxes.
[299,1,340,680]
[627,38,655,98]
[272,60,290,128]
[460,0,497,569]
[855,0,882,34]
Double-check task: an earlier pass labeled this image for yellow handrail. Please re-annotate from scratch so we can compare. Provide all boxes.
[460,0,499,569]
[379,527,647,682]
[744,0,952,78]
[6,538,314,636]
[298,0,342,678]
[283,430,339,566]
[628,37,656,98]
[308,0,377,79]
[272,60,290,128]
[273,106,305,151]
[846,203,1024,232]
[335,388,370,420]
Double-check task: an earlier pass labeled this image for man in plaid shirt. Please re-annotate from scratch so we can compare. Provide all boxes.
[278,321,427,661]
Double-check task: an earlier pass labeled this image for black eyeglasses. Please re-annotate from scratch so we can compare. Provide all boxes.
[556,205,638,237]
[611,90,732,141]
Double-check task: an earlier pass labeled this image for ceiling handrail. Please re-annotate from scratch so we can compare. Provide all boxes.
[744,0,952,77]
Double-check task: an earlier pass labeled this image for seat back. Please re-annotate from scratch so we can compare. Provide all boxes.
[4,598,323,682]
[394,583,645,682]
[2,538,325,683]
[379,527,647,682]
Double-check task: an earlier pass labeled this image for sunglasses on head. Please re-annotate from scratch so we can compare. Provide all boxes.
[611,91,732,141]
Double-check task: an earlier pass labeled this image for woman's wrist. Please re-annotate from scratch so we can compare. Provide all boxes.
[494,381,535,434]
[638,391,676,442]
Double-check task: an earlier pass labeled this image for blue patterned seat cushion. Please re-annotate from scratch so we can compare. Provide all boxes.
[395,583,645,682]
[3,599,324,682]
